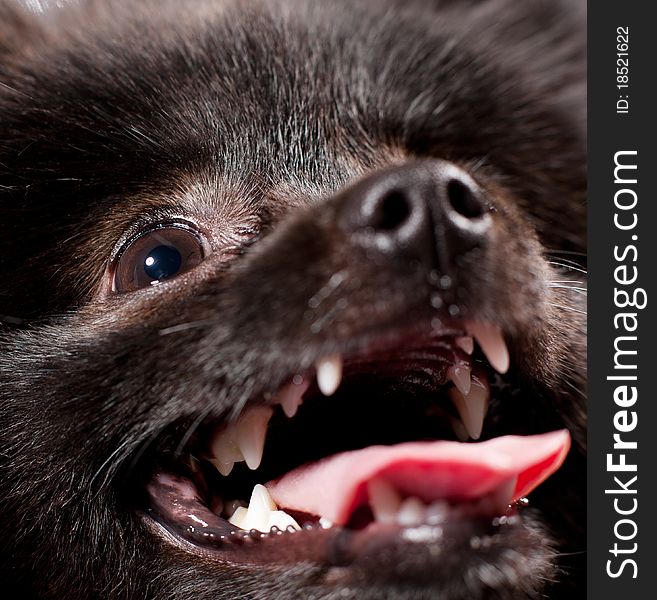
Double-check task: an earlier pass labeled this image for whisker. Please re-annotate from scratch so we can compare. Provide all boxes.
[547,302,587,316]
[174,404,216,458]
[547,261,588,275]
[546,255,587,267]
[159,319,213,336]
[561,378,587,399]
[548,284,587,294]
[547,257,587,268]
[89,437,135,492]
[545,249,588,257]
[126,428,164,467]
[552,550,587,558]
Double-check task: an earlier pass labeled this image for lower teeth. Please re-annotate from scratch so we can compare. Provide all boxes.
[227,484,301,532]
[368,478,450,526]
[223,478,509,534]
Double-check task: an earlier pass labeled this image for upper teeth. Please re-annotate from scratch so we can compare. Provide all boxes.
[211,325,499,474]
[210,427,245,477]
[449,415,470,442]
[447,364,471,396]
[210,374,312,475]
[455,336,474,355]
[449,371,490,440]
[315,354,343,396]
[227,484,301,533]
[210,323,503,523]
[465,321,509,374]
[273,377,309,418]
[211,405,273,474]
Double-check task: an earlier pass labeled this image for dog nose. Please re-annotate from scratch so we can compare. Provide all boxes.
[338,161,491,271]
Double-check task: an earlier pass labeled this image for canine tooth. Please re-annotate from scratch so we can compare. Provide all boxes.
[250,484,277,513]
[368,478,402,523]
[275,378,309,418]
[316,354,343,396]
[465,321,509,374]
[235,406,273,470]
[449,376,490,440]
[456,336,474,355]
[447,365,472,396]
[231,485,277,531]
[213,460,236,476]
[319,517,334,529]
[211,425,245,476]
[397,497,425,526]
[227,485,301,532]
[211,405,273,475]
[449,416,470,442]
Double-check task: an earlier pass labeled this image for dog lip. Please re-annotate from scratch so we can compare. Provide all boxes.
[140,319,546,572]
[143,470,525,570]
[144,471,338,565]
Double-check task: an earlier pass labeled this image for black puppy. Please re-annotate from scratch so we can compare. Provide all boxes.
[0,0,586,598]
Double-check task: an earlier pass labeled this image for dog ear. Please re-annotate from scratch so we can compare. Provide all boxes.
[0,0,46,60]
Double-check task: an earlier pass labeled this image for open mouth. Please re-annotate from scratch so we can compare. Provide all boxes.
[143,320,570,568]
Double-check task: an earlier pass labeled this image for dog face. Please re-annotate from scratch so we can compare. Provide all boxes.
[0,1,586,598]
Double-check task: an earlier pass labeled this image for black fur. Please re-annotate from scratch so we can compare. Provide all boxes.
[0,1,586,598]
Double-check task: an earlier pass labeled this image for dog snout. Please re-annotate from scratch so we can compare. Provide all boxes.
[337,161,491,273]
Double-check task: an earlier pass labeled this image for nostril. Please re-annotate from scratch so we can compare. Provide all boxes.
[339,162,491,269]
[446,178,485,219]
[369,190,412,231]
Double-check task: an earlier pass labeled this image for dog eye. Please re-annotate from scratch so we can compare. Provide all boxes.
[112,225,208,293]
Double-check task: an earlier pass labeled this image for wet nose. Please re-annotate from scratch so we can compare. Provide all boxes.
[338,161,491,272]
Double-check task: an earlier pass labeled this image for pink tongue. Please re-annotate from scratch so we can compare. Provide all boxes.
[267,431,570,524]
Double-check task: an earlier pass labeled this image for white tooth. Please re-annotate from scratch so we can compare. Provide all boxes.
[212,459,236,476]
[211,423,245,476]
[268,510,301,531]
[449,376,490,440]
[397,497,425,526]
[249,484,277,513]
[241,484,278,531]
[212,405,274,475]
[456,336,474,355]
[447,365,472,396]
[466,321,509,374]
[228,506,249,529]
[275,378,309,418]
[245,490,273,531]
[448,415,470,442]
[227,484,301,532]
[235,406,273,470]
[368,478,402,523]
[426,500,449,524]
[316,354,343,396]
[319,517,334,529]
